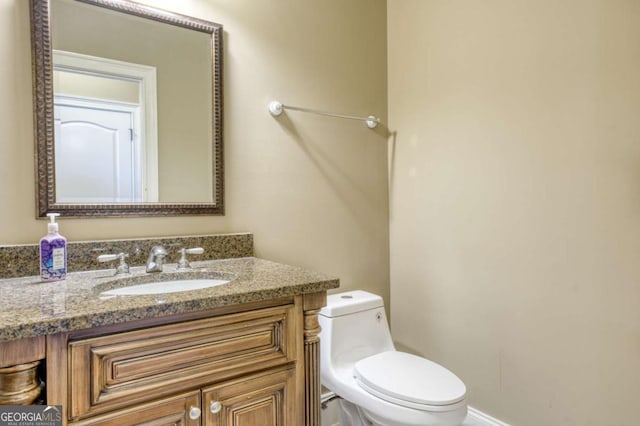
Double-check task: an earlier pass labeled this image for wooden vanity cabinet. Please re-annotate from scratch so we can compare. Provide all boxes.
[66,303,297,420]
[71,365,297,426]
[41,293,326,426]
[69,367,296,426]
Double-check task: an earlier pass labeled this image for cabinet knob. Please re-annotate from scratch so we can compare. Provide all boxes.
[189,406,201,420]
[210,401,222,414]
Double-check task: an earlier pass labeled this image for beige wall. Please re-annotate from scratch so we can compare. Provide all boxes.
[388,1,640,425]
[0,0,389,301]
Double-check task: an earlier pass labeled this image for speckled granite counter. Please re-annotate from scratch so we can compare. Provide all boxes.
[0,257,339,342]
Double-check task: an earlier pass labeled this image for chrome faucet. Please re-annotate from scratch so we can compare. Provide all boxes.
[146,246,167,273]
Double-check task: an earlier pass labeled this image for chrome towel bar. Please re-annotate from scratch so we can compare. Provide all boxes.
[268,100,380,129]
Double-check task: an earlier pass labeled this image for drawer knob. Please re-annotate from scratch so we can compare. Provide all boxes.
[189,406,201,420]
[210,401,222,414]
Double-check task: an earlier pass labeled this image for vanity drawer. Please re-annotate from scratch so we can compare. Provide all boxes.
[67,304,297,420]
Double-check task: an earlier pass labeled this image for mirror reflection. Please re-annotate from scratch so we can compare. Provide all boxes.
[31,0,224,216]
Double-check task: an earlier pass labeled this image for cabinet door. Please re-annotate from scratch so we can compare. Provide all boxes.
[202,367,298,426]
[71,391,201,426]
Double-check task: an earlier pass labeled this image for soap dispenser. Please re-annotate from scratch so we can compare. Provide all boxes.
[40,213,67,281]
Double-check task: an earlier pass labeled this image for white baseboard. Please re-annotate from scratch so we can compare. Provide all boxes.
[467,406,510,426]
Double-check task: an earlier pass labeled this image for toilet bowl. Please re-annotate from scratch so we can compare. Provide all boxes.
[318,290,467,426]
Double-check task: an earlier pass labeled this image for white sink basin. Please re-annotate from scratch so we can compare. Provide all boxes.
[100,278,230,296]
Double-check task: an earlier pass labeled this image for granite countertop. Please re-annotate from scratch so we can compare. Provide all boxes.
[0,257,339,342]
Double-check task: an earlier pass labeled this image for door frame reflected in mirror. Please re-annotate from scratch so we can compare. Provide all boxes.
[53,49,159,203]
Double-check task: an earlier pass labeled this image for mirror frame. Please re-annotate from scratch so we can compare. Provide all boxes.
[30,0,224,217]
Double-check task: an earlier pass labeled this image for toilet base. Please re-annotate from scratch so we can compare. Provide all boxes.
[337,399,372,426]
[336,397,467,426]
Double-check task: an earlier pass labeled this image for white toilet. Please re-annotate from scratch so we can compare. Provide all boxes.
[318,290,467,426]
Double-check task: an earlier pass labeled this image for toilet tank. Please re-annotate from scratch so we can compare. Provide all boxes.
[319,291,395,366]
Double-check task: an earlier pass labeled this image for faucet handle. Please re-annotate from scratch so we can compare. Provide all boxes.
[177,247,204,270]
[98,252,130,275]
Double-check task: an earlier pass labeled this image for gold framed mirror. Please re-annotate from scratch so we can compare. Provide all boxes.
[30,0,224,217]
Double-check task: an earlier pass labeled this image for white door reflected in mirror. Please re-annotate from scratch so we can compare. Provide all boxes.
[55,102,143,203]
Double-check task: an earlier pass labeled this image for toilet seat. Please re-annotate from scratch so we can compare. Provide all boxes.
[354,351,466,411]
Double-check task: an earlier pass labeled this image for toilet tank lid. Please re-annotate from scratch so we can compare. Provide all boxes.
[319,290,384,317]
